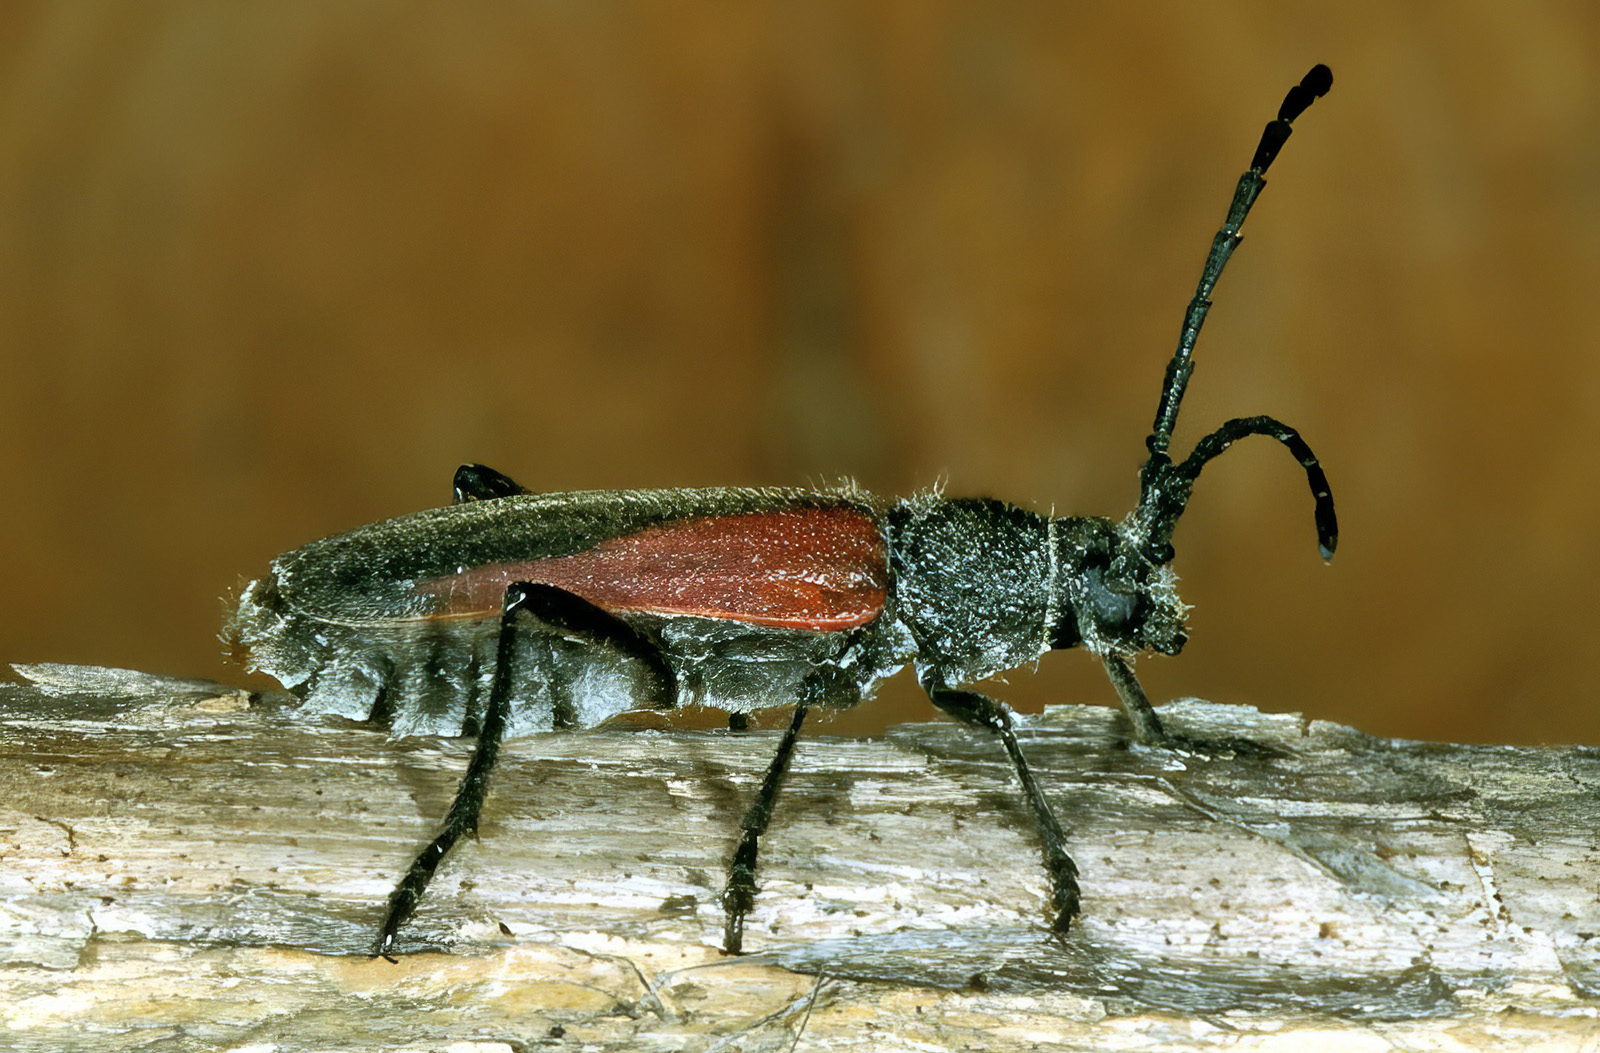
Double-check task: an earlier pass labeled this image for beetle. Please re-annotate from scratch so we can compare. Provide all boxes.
[228,65,1336,960]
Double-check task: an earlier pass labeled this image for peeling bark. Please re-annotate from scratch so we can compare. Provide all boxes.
[1,665,1597,1051]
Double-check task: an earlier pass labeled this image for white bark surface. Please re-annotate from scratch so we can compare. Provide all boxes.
[1,664,1597,1051]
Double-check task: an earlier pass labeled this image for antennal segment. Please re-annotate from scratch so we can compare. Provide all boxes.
[1141,414,1338,565]
[1139,64,1333,505]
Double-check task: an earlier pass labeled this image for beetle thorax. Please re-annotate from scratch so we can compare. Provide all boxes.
[887,495,1058,684]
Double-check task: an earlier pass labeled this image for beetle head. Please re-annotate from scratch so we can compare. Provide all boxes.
[1051,516,1188,659]
[1096,61,1337,657]
[1050,408,1339,663]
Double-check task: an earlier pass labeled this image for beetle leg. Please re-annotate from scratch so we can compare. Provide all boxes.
[509,582,677,720]
[923,681,1081,935]
[375,579,679,958]
[452,463,530,504]
[1100,654,1167,746]
[374,582,532,960]
[1101,654,1283,759]
[720,692,812,954]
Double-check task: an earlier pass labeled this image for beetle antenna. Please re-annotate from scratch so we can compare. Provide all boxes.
[1135,64,1334,564]
[1141,415,1338,565]
[1138,64,1332,507]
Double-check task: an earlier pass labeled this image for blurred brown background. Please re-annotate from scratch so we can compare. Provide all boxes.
[2,4,1597,745]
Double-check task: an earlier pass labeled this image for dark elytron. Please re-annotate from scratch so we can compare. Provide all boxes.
[229,66,1337,959]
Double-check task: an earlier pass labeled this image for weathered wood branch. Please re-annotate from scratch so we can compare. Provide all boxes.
[1,664,1597,1050]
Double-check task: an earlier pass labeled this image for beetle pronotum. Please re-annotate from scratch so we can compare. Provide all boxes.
[229,65,1336,959]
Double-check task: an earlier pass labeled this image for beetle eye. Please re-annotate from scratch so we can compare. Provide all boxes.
[1084,565,1144,633]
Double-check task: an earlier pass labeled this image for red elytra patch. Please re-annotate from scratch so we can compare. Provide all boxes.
[415,506,888,631]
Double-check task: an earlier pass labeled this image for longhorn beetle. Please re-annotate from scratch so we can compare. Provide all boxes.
[229,65,1337,959]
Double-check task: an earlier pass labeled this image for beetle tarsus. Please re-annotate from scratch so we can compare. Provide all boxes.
[925,682,1082,933]
[721,698,810,954]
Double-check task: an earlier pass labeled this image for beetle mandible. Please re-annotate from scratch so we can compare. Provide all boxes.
[229,65,1337,959]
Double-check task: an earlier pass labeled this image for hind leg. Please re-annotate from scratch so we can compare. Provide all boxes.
[374,584,528,959]
[374,581,674,958]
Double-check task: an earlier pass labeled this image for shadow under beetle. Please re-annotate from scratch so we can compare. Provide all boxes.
[229,66,1337,960]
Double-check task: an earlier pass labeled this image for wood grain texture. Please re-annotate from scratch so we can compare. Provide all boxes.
[1,665,1597,1051]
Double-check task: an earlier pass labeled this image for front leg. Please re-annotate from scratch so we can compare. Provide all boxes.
[1100,653,1167,746]
[1102,654,1281,758]
[923,678,1081,935]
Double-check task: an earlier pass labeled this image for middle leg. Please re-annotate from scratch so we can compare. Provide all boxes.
[720,689,813,954]
[923,680,1081,934]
